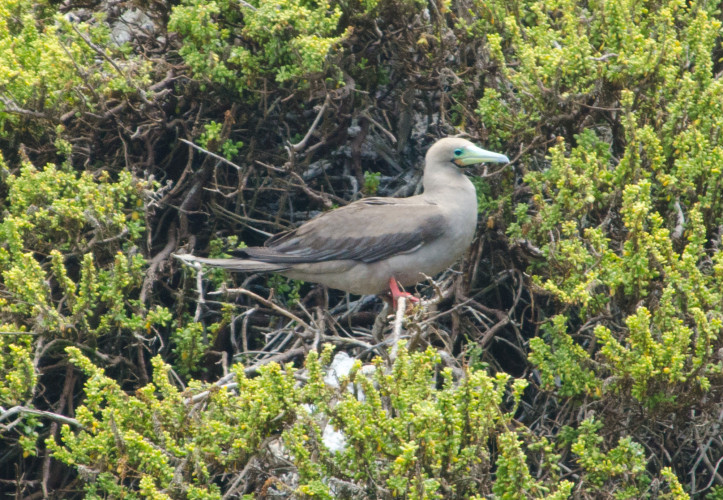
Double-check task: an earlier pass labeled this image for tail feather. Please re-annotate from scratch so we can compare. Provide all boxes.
[173,253,289,273]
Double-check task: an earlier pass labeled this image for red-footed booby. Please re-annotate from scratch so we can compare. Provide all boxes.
[175,138,509,304]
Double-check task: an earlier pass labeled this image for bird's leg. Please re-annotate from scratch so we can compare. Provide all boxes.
[388,277,419,310]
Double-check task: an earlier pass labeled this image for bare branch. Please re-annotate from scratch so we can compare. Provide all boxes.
[288,95,331,153]
[0,406,84,430]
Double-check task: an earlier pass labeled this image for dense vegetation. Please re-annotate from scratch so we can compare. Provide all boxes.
[1,0,721,497]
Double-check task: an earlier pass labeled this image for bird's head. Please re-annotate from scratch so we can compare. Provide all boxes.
[426,137,509,167]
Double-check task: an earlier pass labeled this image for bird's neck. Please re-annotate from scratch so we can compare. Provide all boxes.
[423,163,476,201]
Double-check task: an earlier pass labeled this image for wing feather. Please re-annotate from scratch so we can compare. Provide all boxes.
[232,198,446,265]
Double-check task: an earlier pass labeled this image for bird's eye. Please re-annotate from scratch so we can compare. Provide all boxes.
[453,148,463,156]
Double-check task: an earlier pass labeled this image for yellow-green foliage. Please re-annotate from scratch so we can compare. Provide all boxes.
[0,329,35,406]
[0,152,175,463]
[475,0,723,406]
[661,467,691,500]
[1,163,143,255]
[171,321,208,378]
[198,121,244,159]
[492,432,573,500]
[0,0,150,134]
[529,315,600,398]
[168,0,344,93]
[568,418,649,498]
[48,344,571,499]
[0,156,170,339]
[0,0,83,125]
[0,0,716,496]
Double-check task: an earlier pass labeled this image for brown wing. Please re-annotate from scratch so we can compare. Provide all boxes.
[233,198,446,264]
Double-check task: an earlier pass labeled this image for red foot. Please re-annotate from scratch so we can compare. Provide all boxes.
[388,277,419,310]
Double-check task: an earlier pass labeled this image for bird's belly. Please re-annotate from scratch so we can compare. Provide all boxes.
[281,230,474,296]
[388,235,471,287]
[282,261,389,295]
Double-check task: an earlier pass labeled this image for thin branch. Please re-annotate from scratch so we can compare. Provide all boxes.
[288,95,330,153]
[180,138,243,171]
[672,198,685,241]
[0,406,84,430]
[238,0,257,10]
[390,297,406,361]
[186,347,308,405]
[255,160,339,208]
[219,287,314,331]
[69,22,127,80]
[360,110,397,144]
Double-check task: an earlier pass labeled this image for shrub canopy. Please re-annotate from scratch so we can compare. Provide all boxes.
[0,0,720,498]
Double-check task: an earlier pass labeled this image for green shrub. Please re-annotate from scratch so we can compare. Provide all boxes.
[0,330,35,407]
[0,156,165,337]
[475,0,723,410]
[1,0,717,496]
[529,315,600,398]
[492,431,573,500]
[0,0,150,138]
[168,0,344,93]
[570,418,649,498]
[48,343,576,498]
[0,153,174,459]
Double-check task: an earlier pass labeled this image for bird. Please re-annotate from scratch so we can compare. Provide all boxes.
[175,137,509,305]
